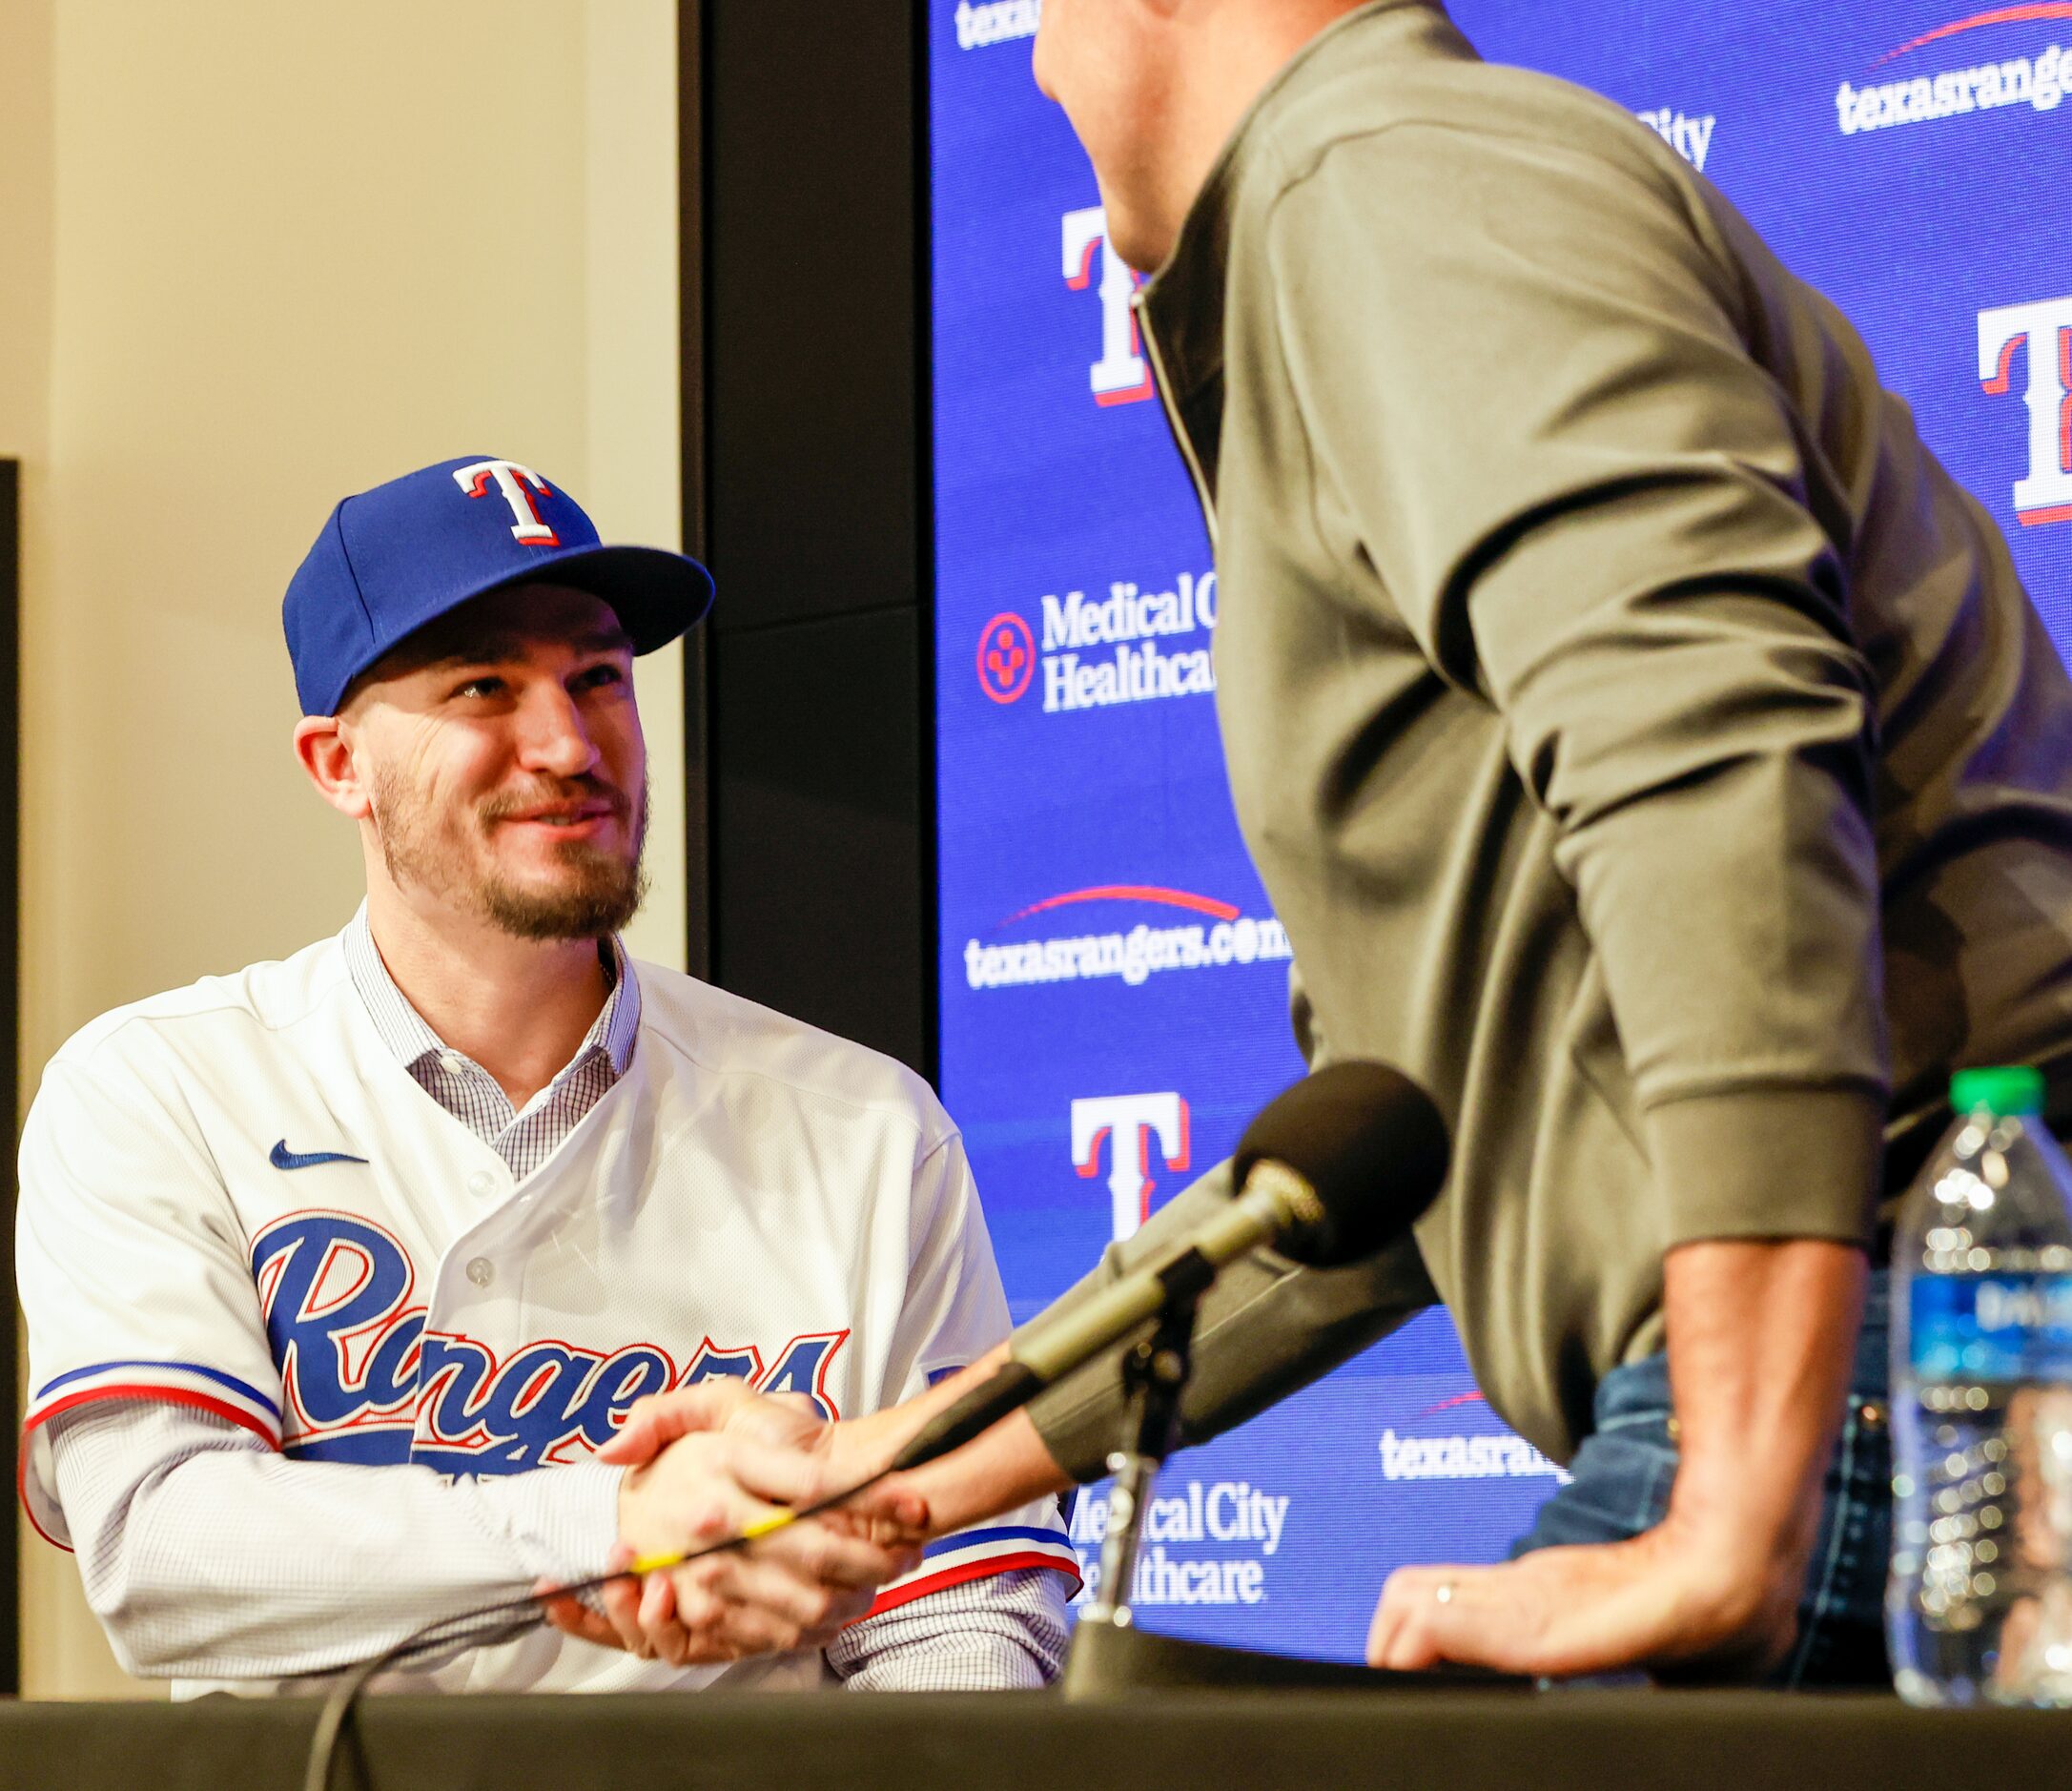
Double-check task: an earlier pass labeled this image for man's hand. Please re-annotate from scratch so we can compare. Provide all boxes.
[545,1360,1076,1662]
[1367,1511,1798,1678]
[540,1384,930,1666]
[1367,1237,1867,1681]
[596,1344,1063,1537]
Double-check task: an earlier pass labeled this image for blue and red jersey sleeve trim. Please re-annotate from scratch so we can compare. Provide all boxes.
[18,1360,284,1550]
[858,1522,1082,1620]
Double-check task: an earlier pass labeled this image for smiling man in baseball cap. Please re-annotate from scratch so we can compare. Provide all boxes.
[284,455,715,950]
[14,456,1076,1696]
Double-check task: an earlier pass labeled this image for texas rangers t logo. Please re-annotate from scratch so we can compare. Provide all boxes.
[453,458,562,546]
[1062,206,1154,407]
[1071,1092,1191,1243]
[1979,295,2072,527]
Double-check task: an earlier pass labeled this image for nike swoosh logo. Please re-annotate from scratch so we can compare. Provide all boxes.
[269,1139,370,1171]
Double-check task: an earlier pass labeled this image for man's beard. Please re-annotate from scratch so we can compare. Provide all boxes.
[369,766,650,941]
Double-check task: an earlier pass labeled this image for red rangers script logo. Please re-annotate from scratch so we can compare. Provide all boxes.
[976,612,1036,704]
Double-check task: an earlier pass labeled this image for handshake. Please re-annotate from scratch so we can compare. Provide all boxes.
[541,1364,1050,1665]
[542,1066,1446,1671]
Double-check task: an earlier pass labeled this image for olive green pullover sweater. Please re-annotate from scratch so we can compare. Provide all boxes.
[1024,1,2072,1469]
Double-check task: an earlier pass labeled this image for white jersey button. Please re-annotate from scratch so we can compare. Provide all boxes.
[440,1051,465,1076]
[466,1257,495,1287]
[467,1170,496,1198]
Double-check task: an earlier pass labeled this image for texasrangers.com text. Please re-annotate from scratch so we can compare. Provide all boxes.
[964,915,1292,990]
[1838,43,2070,134]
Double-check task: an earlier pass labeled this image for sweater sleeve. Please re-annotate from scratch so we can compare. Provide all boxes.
[1026,1153,1438,1481]
[1264,118,1887,1245]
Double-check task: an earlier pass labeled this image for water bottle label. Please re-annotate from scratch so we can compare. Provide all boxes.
[1910,1273,2072,1381]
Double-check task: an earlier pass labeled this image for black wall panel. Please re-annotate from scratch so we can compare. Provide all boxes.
[710,609,926,1059]
[703,0,921,636]
[691,1,934,1076]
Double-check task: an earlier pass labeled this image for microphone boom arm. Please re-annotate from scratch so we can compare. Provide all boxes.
[892,1243,1222,1474]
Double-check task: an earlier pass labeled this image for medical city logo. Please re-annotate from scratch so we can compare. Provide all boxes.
[962,885,1292,993]
[1631,108,1716,170]
[1980,294,2072,526]
[1071,1092,1191,1243]
[1067,1474,1290,1609]
[974,568,1218,711]
[976,612,1036,704]
[1836,7,2072,135]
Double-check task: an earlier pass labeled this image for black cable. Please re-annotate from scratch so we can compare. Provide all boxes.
[299,1465,894,1791]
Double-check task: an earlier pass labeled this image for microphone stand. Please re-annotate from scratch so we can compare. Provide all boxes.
[1058,1286,1530,1698]
[1075,1288,1200,1635]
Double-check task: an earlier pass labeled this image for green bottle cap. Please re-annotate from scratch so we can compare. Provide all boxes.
[1951,1065,2045,1119]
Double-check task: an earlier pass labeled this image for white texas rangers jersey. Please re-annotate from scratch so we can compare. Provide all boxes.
[16,934,1078,1691]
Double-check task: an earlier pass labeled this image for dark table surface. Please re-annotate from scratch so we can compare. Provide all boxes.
[3,1688,2069,1791]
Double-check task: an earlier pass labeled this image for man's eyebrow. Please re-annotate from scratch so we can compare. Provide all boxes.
[422,626,634,670]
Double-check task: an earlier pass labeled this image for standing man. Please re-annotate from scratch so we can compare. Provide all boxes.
[16,457,1077,1694]
[579,0,2072,1685]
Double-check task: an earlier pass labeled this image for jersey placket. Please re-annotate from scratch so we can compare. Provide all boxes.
[417,1043,614,1183]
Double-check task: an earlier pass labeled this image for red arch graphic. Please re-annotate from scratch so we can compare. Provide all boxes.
[1417,1390,1488,1417]
[997,885,1242,927]
[1874,5,2072,67]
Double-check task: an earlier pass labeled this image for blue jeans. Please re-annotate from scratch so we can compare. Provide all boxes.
[1510,1271,1892,1687]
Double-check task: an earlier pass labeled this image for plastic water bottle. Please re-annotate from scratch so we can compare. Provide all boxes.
[1888,1066,2072,1705]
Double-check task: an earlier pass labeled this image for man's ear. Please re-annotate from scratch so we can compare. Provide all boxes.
[293,714,374,821]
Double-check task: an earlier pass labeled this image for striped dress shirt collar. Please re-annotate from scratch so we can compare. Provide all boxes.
[341,903,641,1176]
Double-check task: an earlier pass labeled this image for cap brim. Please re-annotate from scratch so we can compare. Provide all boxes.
[317,542,715,713]
[483,543,714,652]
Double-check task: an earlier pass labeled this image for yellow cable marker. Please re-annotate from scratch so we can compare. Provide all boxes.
[626,1508,797,1576]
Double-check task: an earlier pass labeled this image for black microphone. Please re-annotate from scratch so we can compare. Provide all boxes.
[891,1061,1448,1473]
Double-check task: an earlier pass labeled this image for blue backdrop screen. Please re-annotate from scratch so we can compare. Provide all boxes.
[930,1,2072,1661]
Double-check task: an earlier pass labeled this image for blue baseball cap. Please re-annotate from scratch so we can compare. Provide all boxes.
[283,455,715,715]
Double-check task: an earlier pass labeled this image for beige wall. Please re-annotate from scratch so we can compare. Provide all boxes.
[6,0,686,1698]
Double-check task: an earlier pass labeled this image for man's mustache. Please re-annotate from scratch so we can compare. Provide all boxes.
[477,778,633,824]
